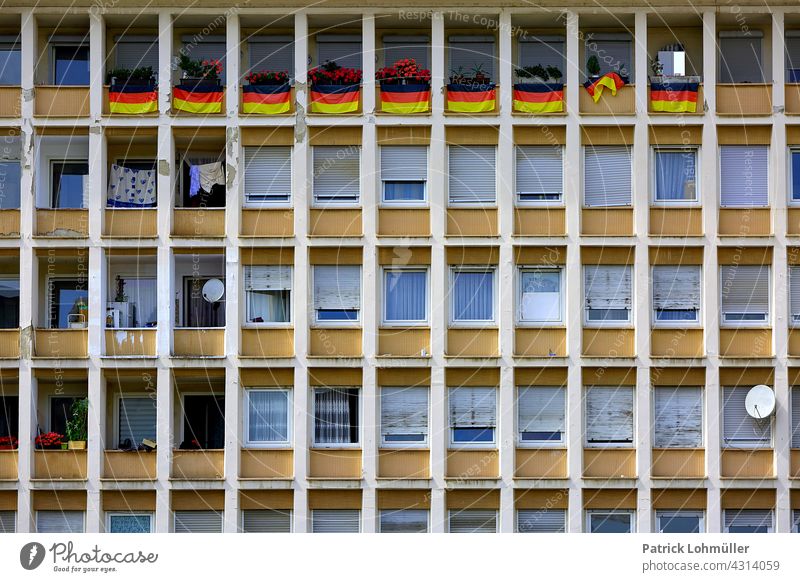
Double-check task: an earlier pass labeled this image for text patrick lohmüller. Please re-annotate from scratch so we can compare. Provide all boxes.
[643,543,749,555]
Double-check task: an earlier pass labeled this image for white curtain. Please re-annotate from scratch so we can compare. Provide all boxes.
[124,277,157,327]
[385,270,426,321]
[314,388,351,444]
[247,290,290,323]
[248,391,289,443]
[452,270,494,321]
[655,150,696,201]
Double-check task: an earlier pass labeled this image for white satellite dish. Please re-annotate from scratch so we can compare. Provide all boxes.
[745,384,776,420]
[202,278,225,303]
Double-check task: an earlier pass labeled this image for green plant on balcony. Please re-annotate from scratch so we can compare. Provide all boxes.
[587,55,601,79]
[106,66,155,86]
[65,398,89,450]
[515,64,562,83]
[177,54,222,85]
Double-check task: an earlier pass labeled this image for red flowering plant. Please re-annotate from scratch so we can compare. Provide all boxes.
[308,61,362,86]
[178,54,223,82]
[34,432,64,449]
[376,58,431,85]
[0,436,18,450]
[245,70,290,85]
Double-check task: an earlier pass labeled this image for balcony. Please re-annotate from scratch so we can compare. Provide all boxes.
[173,329,225,358]
[309,449,362,479]
[171,449,224,480]
[583,448,636,479]
[35,209,89,237]
[446,449,499,479]
[103,450,156,480]
[105,329,156,357]
[377,449,430,479]
[446,208,498,237]
[239,449,293,479]
[377,328,430,358]
[582,208,633,236]
[0,210,19,238]
[720,449,774,478]
[172,208,226,238]
[104,209,158,238]
[719,328,772,358]
[240,328,294,358]
[172,251,226,357]
[240,208,294,237]
[717,18,772,116]
[580,84,636,115]
[652,449,705,478]
[35,86,90,117]
[649,207,703,237]
[34,329,88,358]
[33,449,87,480]
[0,450,17,480]
[0,329,19,359]
[310,208,362,238]
[515,448,568,478]
[719,208,772,237]
[0,87,20,117]
[716,84,772,116]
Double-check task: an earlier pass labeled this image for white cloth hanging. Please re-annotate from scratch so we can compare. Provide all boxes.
[190,161,225,197]
[107,164,156,207]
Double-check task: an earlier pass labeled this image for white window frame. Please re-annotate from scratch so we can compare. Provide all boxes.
[243,265,293,327]
[242,388,292,448]
[516,266,564,326]
[381,267,430,326]
[650,146,700,206]
[586,510,635,533]
[311,265,362,327]
[105,512,154,533]
[112,391,157,449]
[719,265,771,327]
[49,157,89,209]
[311,145,361,207]
[655,510,705,533]
[311,386,362,449]
[448,386,497,449]
[379,386,429,449]
[723,509,774,533]
[49,40,90,85]
[650,265,702,328]
[379,145,429,207]
[242,145,293,208]
[514,145,565,207]
[582,145,633,208]
[449,266,497,327]
[582,265,633,328]
[516,386,566,447]
[789,147,800,206]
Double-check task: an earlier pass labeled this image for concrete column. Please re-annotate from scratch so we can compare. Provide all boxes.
[223,363,239,532]
[701,11,717,115]
[85,366,104,533]
[16,369,35,532]
[498,365,514,532]
[158,12,173,115]
[225,14,240,117]
[294,13,308,115]
[634,12,648,114]
[362,14,376,115]
[155,367,173,532]
[19,10,35,121]
[429,364,446,532]
[292,365,309,533]
[89,10,105,121]
[431,12,445,115]
[635,367,652,533]
[88,126,106,252]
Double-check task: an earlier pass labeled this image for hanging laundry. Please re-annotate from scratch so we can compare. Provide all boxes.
[189,161,225,197]
[107,164,156,207]
[189,164,201,197]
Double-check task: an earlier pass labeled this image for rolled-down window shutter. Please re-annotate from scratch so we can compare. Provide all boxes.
[652,265,701,311]
[380,387,429,438]
[584,265,632,311]
[382,35,430,69]
[583,146,632,207]
[720,265,770,320]
[720,146,769,207]
[449,145,496,204]
[118,397,157,447]
[449,509,497,533]
[518,38,565,72]
[244,266,292,291]
[114,36,159,72]
[448,36,495,80]
[37,511,84,533]
[312,509,360,533]
[517,387,565,438]
[517,509,566,533]
[585,38,633,81]
[0,510,15,533]
[724,509,773,531]
[722,386,772,447]
[312,146,360,203]
[790,267,800,324]
[787,36,800,71]
[174,510,223,533]
[182,38,226,80]
[585,386,634,445]
[313,265,361,311]
[449,387,496,428]
[248,36,294,77]
[515,146,563,200]
[379,509,429,533]
[792,389,800,449]
[244,147,291,203]
[381,146,427,182]
[719,35,763,83]
[653,387,703,448]
[317,35,362,69]
[241,509,291,533]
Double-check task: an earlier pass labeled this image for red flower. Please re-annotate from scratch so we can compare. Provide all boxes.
[35,432,64,448]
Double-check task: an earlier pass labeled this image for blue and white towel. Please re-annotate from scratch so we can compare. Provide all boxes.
[107,164,157,207]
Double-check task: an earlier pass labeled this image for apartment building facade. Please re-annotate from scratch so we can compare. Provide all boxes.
[0,1,799,534]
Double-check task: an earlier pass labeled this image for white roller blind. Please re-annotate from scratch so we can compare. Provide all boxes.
[114,35,158,72]
[584,265,632,310]
[516,146,563,199]
[720,265,770,318]
[248,36,294,76]
[722,386,772,448]
[449,387,496,427]
[118,397,157,447]
[653,386,703,448]
[241,509,291,533]
[449,509,497,533]
[720,146,769,207]
[317,35,362,69]
[449,145,496,204]
[381,387,429,437]
[585,386,634,445]
[382,35,430,69]
[313,146,360,202]
[585,38,633,81]
[174,510,222,533]
[724,509,773,530]
[517,509,566,533]
[37,511,84,533]
[313,265,361,310]
[518,38,565,72]
[379,509,429,533]
[244,266,292,291]
[719,35,763,83]
[312,509,360,533]
[517,387,565,434]
[381,146,427,182]
[791,267,800,323]
[584,146,632,207]
[652,266,701,311]
[0,510,14,533]
[244,147,291,203]
[792,389,800,448]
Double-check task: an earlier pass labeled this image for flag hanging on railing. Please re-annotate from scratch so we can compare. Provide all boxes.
[513,83,564,114]
[109,84,158,114]
[309,84,360,114]
[446,83,497,113]
[650,81,699,113]
[172,84,223,114]
[242,84,292,115]
[379,83,431,114]
[583,72,626,103]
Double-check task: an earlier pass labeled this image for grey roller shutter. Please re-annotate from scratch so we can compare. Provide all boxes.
[449,145,496,204]
[652,266,701,311]
[791,267,800,324]
[313,265,361,311]
[317,35,362,69]
[584,265,632,311]
[382,35,430,69]
[517,387,565,435]
[449,509,497,533]
[381,146,427,182]
[379,509,428,533]
[37,511,84,533]
[584,37,633,82]
[516,146,563,200]
[653,386,703,448]
[719,33,763,83]
[248,36,294,77]
[449,387,496,428]
[792,389,800,449]
[722,386,772,448]
[449,36,495,80]
[312,146,360,203]
[174,510,223,533]
[380,386,428,438]
[585,386,634,445]
[244,146,291,203]
[720,145,769,207]
[0,510,14,533]
[584,146,632,207]
[118,397,157,447]
[312,509,360,533]
[241,509,291,533]
[724,509,772,530]
[518,37,565,72]
[114,35,159,73]
[720,265,770,320]
[244,266,292,291]
[787,33,800,72]
[517,509,566,533]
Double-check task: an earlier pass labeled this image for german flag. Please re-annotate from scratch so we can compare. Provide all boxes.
[446,83,496,113]
[583,72,626,103]
[172,84,223,114]
[310,84,360,114]
[513,83,564,114]
[242,83,292,115]
[379,83,431,114]
[650,81,699,113]
[109,84,158,114]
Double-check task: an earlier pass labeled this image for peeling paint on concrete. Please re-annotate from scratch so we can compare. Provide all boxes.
[19,325,32,359]
[226,164,236,189]
[89,125,102,135]
[22,88,34,102]
[158,159,170,176]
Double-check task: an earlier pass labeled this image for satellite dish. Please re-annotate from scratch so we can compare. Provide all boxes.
[745,385,776,420]
[202,278,225,303]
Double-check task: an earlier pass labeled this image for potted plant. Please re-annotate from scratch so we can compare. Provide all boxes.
[587,55,601,80]
[308,60,362,87]
[245,70,290,86]
[308,61,362,114]
[65,398,88,450]
[516,64,549,82]
[376,58,431,86]
[0,436,17,450]
[177,54,223,88]
[34,432,64,450]
[107,66,156,87]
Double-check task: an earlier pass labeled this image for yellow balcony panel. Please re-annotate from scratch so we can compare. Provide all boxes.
[650,329,704,358]
[446,449,499,479]
[786,84,800,115]
[172,208,225,238]
[720,449,774,479]
[0,87,21,117]
[582,328,635,358]
[789,329,800,357]
[0,329,19,358]
[581,207,633,236]
[447,328,498,358]
[103,209,158,238]
[34,450,87,480]
[35,209,88,237]
[377,449,430,479]
[171,449,224,479]
[240,208,294,237]
[515,448,568,478]
[34,329,87,358]
[377,327,430,357]
[579,84,635,115]
[719,328,771,358]
[172,328,225,358]
[791,450,800,478]
[103,450,156,480]
[651,448,705,478]
[309,327,362,357]
[447,208,498,237]
[716,84,772,116]
[649,207,703,237]
[240,449,293,479]
[583,448,636,479]
[377,208,430,237]
[35,86,90,117]
[309,449,362,479]
[0,450,17,480]
[104,329,156,357]
[240,328,294,358]
[648,84,704,115]
[719,208,771,237]
[789,208,800,236]
[514,207,566,236]
[0,210,20,237]
[514,327,567,357]
[309,208,362,237]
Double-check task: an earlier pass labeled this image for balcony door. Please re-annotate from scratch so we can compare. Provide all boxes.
[183,277,225,328]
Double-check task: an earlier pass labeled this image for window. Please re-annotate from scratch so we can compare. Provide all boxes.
[791,149,800,202]
[114,35,158,72]
[379,509,429,533]
[312,265,361,323]
[449,509,497,533]
[243,147,291,205]
[794,510,800,533]
[244,266,292,324]
[451,267,495,323]
[722,386,772,448]
[789,267,800,325]
[449,386,496,446]
[720,146,768,207]
[0,510,14,533]
[0,138,21,209]
[518,36,565,75]
[248,36,294,78]
[51,160,89,208]
[652,266,701,324]
[181,395,225,449]
[584,146,632,207]
[0,40,20,85]
[653,148,697,202]
[449,145,496,205]
[179,155,225,208]
[380,146,427,203]
[517,386,566,445]
[240,509,291,533]
[312,146,360,204]
[317,34,362,69]
[0,279,19,329]
[584,34,633,81]
[174,510,223,533]
[584,265,632,324]
[518,268,563,323]
[383,269,428,324]
[36,511,84,533]
[117,396,156,449]
[720,265,770,324]
[724,509,773,533]
[585,386,634,447]
[107,513,152,533]
[515,146,563,203]
[380,386,428,446]
[52,44,90,85]
[517,509,566,533]
[313,387,359,446]
[109,276,157,328]
[656,511,704,533]
[0,396,18,442]
[653,387,703,448]
[449,36,495,81]
[382,35,430,69]
[50,396,80,436]
[719,32,763,83]
[311,509,360,533]
[587,510,634,533]
[245,389,290,446]
[793,389,800,449]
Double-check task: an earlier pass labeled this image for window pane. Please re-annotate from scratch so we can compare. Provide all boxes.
[654,150,696,201]
[0,279,19,328]
[793,151,800,201]
[54,45,90,85]
[520,270,561,321]
[247,391,289,443]
[452,270,493,321]
[0,49,21,85]
[385,270,426,321]
[317,309,358,321]
[590,513,631,533]
[247,289,290,323]
[314,388,359,445]
[109,514,151,533]
[379,509,428,533]
[657,513,701,533]
[0,161,21,208]
[452,427,494,443]
[116,277,157,327]
[50,279,88,329]
[52,161,89,208]
[655,309,697,321]
[384,181,425,201]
